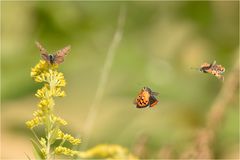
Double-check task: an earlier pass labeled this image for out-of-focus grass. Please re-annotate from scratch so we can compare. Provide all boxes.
[1,1,239,159]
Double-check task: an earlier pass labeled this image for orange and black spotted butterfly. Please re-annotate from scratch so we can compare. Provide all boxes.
[36,41,71,65]
[134,87,159,108]
[199,60,225,81]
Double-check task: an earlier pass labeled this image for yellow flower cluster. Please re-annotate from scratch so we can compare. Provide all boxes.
[55,144,137,160]
[26,116,44,129]
[78,144,138,160]
[34,70,66,88]
[55,146,79,157]
[31,60,57,80]
[41,148,47,158]
[34,75,65,99]
[26,60,65,129]
[33,109,44,117]
[52,115,67,126]
[27,59,137,159]
[37,97,55,111]
[57,129,81,145]
[26,60,66,128]
[26,59,81,159]
[40,137,47,147]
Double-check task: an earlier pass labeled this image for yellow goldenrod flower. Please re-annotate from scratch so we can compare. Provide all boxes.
[55,146,79,157]
[27,58,136,160]
[33,109,44,117]
[57,129,81,145]
[31,60,58,79]
[52,116,67,126]
[27,47,85,159]
[40,137,47,147]
[52,87,66,97]
[40,147,47,158]
[26,116,44,129]
[31,60,48,77]
[38,70,66,88]
[35,84,49,98]
[78,144,138,160]
[37,98,54,110]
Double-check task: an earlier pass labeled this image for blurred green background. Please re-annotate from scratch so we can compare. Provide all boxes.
[1,1,239,159]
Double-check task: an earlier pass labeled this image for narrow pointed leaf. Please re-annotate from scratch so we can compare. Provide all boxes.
[49,127,59,145]
[30,139,44,159]
[24,152,32,160]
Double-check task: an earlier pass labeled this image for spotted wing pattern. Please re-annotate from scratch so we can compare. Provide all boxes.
[135,89,150,108]
[211,63,225,81]
[200,61,225,81]
[134,87,159,108]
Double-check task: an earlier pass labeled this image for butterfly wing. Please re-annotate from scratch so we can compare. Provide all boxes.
[149,96,158,107]
[136,98,149,108]
[41,53,50,62]
[211,60,216,67]
[134,90,150,108]
[212,64,225,74]
[209,70,224,81]
[35,41,50,61]
[210,63,225,81]
[54,45,71,64]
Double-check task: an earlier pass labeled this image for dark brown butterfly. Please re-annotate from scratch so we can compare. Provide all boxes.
[35,41,71,65]
[199,60,225,81]
[134,87,159,108]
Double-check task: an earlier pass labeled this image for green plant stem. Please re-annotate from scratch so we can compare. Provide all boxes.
[59,139,66,147]
[46,113,52,160]
[46,70,54,160]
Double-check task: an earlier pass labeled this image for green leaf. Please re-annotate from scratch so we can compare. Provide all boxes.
[49,127,59,145]
[30,139,44,159]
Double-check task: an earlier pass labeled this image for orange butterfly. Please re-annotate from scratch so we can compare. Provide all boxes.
[134,87,159,108]
[36,41,71,65]
[199,60,225,81]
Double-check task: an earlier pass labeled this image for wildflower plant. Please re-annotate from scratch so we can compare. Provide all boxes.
[25,7,137,160]
[26,53,137,160]
[77,144,138,159]
[26,59,81,159]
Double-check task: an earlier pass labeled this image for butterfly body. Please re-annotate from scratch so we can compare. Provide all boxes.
[49,54,55,64]
[134,87,159,108]
[36,41,70,65]
[41,54,55,64]
[199,61,225,81]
